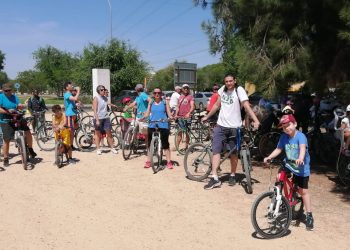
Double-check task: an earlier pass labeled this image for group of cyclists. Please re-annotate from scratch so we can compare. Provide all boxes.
[0,74,317,232]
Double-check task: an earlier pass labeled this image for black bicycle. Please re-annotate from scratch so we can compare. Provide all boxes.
[183,127,253,194]
[149,119,169,174]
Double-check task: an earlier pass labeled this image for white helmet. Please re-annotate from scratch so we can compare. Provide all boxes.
[347,104,350,112]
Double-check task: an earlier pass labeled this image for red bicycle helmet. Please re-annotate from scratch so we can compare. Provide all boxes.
[122,97,131,104]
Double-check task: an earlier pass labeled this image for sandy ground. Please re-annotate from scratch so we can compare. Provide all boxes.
[0,132,349,250]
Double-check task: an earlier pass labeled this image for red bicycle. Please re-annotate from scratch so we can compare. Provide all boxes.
[251,159,304,238]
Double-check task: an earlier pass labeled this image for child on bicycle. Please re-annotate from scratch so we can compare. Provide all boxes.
[52,105,75,164]
[264,114,314,231]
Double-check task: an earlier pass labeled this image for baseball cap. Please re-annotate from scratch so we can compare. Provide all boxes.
[182,84,189,88]
[2,83,12,90]
[175,86,181,90]
[278,114,296,128]
[135,83,143,91]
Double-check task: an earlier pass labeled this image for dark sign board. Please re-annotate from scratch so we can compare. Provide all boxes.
[174,62,197,88]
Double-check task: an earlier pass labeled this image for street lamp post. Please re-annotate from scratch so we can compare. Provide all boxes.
[107,0,112,42]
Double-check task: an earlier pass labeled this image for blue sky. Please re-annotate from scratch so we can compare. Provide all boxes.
[0,0,221,79]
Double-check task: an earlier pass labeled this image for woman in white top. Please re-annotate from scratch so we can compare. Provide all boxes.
[92,85,118,155]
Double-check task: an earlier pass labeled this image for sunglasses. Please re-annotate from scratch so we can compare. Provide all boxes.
[153,92,162,95]
[183,87,189,90]
[100,89,106,92]
[4,89,12,92]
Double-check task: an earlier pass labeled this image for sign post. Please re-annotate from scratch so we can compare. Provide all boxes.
[14,82,21,93]
[174,62,197,89]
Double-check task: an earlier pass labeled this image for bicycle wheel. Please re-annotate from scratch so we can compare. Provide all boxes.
[36,125,55,151]
[337,155,350,187]
[240,148,253,194]
[174,129,191,155]
[17,136,28,170]
[291,192,304,220]
[150,137,162,173]
[184,143,212,181]
[75,129,94,150]
[251,191,292,239]
[81,115,94,126]
[122,127,134,160]
[54,141,64,168]
[258,132,280,158]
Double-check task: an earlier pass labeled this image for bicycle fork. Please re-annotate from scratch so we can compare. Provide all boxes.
[268,186,283,218]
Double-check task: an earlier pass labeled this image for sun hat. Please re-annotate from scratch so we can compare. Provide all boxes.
[278,114,296,128]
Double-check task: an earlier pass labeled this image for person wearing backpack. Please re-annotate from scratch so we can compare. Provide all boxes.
[202,74,260,189]
[27,89,47,133]
[142,87,174,169]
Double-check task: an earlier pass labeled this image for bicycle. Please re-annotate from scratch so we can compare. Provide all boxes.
[4,110,33,170]
[251,159,304,239]
[148,119,169,174]
[54,127,70,168]
[122,114,146,160]
[183,127,253,194]
[174,117,210,155]
[32,110,55,151]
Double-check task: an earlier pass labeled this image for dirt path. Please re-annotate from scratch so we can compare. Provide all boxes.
[0,139,349,249]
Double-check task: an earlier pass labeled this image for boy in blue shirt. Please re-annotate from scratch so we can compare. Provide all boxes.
[264,114,314,231]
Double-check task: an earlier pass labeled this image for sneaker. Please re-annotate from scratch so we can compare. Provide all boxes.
[28,148,37,158]
[306,214,314,231]
[96,149,102,155]
[166,161,173,169]
[204,178,222,190]
[68,158,77,164]
[3,158,9,167]
[228,175,236,186]
[71,145,78,151]
[144,161,151,168]
[110,148,118,154]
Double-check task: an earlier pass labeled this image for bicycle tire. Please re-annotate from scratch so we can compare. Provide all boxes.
[258,132,280,158]
[112,131,122,149]
[183,143,212,181]
[17,136,28,170]
[75,129,94,150]
[54,141,64,168]
[81,115,94,126]
[110,117,119,131]
[337,154,350,187]
[36,125,55,151]
[251,191,292,239]
[291,192,304,220]
[240,149,253,194]
[150,137,162,173]
[122,127,134,160]
[174,129,191,155]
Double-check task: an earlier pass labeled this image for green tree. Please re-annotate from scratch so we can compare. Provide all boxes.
[33,46,79,96]
[74,39,148,97]
[16,70,47,93]
[0,50,5,71]
[150,64,174,91]
[197,63,226,91]
[194,0,350,98]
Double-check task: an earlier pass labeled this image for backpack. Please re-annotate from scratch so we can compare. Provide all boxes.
[234,86,246,120]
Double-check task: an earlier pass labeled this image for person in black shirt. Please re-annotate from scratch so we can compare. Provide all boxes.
[27,90,47,133]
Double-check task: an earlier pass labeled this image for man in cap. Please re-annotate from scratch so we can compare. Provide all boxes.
[0,83,37,167]
[175,83,195,151]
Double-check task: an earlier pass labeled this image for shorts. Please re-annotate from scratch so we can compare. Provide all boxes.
[212,125,237,154]
[0,126,3,146]
[93,118,112,132]
[177,118,191,130]
[0,121,30,141]
[279,167,309,189]
[65,115,78,132]
[135,118,148,134]
[55,128,71,146]
[147,128,170,149]
[293,175,309,189]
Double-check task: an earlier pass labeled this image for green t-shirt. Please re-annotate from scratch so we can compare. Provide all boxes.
[123,107,133,119]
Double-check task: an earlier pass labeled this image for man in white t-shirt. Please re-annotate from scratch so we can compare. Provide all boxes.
[202,74,260,189]
[341,104,350,153]
[169,86,182,115]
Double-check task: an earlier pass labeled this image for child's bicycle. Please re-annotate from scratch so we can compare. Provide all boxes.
[54,127,70,168]
[251,159,304,239]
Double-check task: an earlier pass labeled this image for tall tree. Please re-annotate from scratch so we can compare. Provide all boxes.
[33,46,78,96]
[194,0,350,98]
[74,39,148,97]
